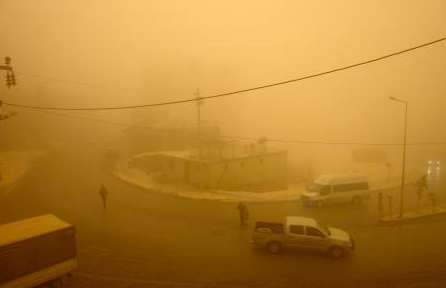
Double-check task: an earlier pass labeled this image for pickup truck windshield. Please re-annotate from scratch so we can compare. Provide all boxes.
[317,223,330,236]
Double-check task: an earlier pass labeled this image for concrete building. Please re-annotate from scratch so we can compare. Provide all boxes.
[130,141,288,192]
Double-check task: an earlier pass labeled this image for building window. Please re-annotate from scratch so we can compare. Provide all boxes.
[196,163,200,171]
[240,162,244,168]
[170,160,174,170]
[259,158,263,164]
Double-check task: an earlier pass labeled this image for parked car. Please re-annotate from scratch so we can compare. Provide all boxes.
[300,173,370,207]
[0,214,76,288]
[251,216,354,258]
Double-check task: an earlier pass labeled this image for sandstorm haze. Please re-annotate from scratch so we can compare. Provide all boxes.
[2,1,446,287]
[1,0,446,174]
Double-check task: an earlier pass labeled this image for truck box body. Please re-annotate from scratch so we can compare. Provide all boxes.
[0,214,76,288]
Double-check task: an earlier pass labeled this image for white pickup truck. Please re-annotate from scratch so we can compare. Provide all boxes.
[251,216,354,258]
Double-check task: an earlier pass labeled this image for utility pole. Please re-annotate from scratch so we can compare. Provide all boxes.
[195,87,204,159]
[1,57,18,121]
[0,57,12,71]
[388,96,408,218]
[1,57,17,89]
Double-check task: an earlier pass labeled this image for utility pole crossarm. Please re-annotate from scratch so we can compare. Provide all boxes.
[0,65,12,71]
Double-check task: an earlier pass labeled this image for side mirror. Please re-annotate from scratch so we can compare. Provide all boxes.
[257,228,272,233]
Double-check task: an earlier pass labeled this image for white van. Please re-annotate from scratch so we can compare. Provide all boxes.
[300,174,370,207]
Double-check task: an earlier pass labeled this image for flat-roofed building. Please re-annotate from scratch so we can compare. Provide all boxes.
[130,141,288,192]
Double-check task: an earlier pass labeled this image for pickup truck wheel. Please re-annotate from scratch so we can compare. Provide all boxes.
[351,196,361,204]
[329,246,344,258]
[267,241,282,254]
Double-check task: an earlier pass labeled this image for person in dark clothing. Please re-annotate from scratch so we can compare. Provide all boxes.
[99,185,108,210]
[237,202,249,227]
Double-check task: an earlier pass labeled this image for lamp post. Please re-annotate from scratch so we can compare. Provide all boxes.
[388,96,408,218]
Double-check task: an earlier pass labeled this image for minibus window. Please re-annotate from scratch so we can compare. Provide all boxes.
[308,184,330,194]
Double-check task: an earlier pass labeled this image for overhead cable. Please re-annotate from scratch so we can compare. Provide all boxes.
[3,37,446,111]
[31,109,446,146]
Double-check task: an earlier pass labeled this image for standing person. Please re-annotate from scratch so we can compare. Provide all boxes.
[99,185,108,210]
[236,202,248,227]
[243,205,249,227]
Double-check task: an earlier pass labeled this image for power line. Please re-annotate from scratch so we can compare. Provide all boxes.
[29,109,446,146]
[3,37,446,111]
[15,72,143,92]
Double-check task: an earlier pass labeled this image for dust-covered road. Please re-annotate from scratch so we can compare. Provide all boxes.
[1,143,446,288]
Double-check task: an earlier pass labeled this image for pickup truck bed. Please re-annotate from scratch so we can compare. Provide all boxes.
[254,221,284,234]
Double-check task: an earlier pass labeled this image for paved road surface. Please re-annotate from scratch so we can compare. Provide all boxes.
[1,143,446,287]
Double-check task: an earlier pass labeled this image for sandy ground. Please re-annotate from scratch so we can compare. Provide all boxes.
[0,150,45,190]
[2,144,446,288]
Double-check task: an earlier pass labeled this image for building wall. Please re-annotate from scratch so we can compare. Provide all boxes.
[159,156,188,182]
[205,152,288,191]
[130,154,163,174]
[131,151,288,191]
[186,151,288,191]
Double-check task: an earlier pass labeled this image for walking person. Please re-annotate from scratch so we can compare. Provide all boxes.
[99,184,108,210]
[236,202,249,227]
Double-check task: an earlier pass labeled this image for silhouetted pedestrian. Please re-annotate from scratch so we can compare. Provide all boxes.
[237,202,249,227]
[99,185,108,210]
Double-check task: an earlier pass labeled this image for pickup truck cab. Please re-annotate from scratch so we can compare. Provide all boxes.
[300,173,370,207]
[251,216,354,258]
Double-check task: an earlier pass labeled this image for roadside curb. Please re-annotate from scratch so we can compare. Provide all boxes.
[113,167,303,203]
[378,206,446,225]
[113,164,417,203]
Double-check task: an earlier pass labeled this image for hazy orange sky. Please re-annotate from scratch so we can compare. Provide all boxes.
[0,0,445,167]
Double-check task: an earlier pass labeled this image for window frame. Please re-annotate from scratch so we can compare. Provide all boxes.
[305,226,326,238]
[289,224,305,235]
[333,182,369,193]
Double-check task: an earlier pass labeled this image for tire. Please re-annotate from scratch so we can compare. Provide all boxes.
[329,246,344,258]
[267,241,282,254]
[351,196,361,205]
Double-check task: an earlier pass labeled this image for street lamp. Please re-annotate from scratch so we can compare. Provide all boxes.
[388,96,408,218]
